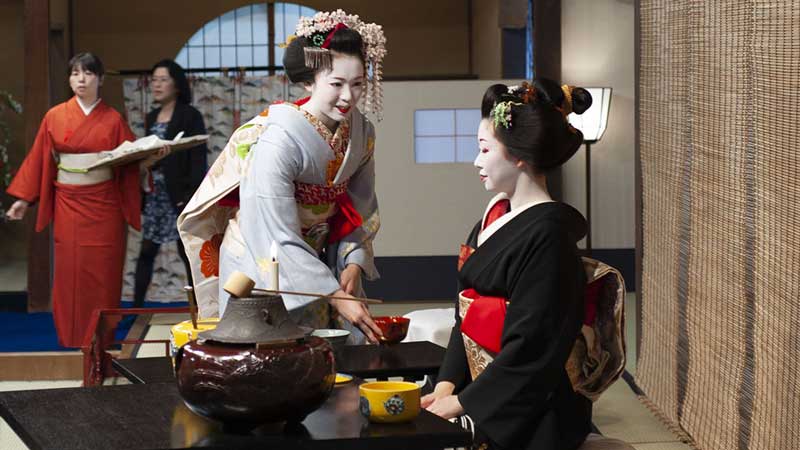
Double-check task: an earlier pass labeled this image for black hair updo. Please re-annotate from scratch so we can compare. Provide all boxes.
[480,78,593,173]
[283,27,365,84]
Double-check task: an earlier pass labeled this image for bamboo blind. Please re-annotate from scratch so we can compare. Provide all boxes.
[637,2,800,449]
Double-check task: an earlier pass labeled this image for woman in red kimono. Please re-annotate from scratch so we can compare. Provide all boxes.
[5,52,164,347]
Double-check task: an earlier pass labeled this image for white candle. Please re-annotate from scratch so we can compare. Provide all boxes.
[269,241,279,291]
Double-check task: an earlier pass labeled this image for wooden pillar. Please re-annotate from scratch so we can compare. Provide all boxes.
[532,0,563,200]
[24,0,52,312]
[532,0,561,80]
[267,2,275,75]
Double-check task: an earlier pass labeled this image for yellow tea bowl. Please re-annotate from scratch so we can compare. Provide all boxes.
[358,381,421,423]
[169,318,220,361]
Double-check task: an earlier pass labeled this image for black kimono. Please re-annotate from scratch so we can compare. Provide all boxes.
[438,199,591,450]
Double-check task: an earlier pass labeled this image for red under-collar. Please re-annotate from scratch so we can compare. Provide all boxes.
[483,199,511,230]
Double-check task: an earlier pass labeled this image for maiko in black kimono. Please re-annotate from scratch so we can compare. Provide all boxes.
[438,197,591,450]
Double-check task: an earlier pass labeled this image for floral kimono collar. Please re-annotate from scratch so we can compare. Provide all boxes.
[265,102,363,186]
[271,101,350,147]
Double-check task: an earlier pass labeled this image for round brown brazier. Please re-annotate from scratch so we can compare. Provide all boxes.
[175,295,335,425]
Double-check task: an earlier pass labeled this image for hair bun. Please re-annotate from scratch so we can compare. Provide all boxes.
[480,83,510,118]
[570,87,593,115]
[283,36,315,84]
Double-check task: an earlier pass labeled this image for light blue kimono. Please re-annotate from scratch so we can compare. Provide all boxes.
[217,103,379,340]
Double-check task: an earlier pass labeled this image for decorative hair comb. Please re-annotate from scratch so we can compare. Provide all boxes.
[290,9,387,119]
[508,82,536,104]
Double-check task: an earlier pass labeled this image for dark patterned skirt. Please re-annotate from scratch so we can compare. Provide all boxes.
[142,168,180,244]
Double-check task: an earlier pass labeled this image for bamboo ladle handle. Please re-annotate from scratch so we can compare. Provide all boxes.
[183,285,198,328]
[252,287,382,304]
[223,271,382,304]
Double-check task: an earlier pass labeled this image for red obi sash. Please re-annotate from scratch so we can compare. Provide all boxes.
[460,288,507,354]
[460,281,602,354]
[327,192,362,243]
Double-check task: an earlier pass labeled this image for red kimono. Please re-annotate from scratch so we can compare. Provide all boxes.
[7,97,139,347]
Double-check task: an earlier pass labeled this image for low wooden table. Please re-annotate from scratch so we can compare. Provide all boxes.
[0,379,471,450]
[113,341,446,384]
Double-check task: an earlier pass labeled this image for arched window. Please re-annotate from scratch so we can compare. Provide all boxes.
[175,2,317,74]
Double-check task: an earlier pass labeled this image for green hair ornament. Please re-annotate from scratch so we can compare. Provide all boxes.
[491,100,523,129]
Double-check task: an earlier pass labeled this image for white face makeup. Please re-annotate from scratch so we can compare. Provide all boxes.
[474,118,523,194]
[150,67,178,104]
[69,65,101,102]
[302,52,365,130]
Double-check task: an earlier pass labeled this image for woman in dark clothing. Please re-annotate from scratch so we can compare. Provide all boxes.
[134,59,207,307]
[422,79,594,450]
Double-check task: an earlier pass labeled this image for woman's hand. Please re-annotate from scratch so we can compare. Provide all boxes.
[425,394,464,420]
[5,199,29,221]
[329,290,383,344]
[421,381,455,409]
[339,264,362,295]
[139,145,171,170]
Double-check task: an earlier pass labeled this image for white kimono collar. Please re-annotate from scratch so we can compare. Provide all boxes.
[76,97,101,116]
[477,193,554,247]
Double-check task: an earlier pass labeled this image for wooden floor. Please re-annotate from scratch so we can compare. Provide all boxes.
[0,352,83,381]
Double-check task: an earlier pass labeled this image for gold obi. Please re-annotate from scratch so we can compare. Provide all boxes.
[458,291,497,381]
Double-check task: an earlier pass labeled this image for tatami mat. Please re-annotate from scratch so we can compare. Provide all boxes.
[594,378,686,445]
[630,443,692,450]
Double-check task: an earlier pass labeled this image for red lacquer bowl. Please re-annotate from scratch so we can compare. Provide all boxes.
[373,316,410,345]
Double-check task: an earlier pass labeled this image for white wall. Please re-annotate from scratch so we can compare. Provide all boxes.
[372,2,637,258]
[372,80,523,256]
[561,0,636,249]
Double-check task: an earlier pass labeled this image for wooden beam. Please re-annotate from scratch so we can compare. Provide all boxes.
[23,0,52,312]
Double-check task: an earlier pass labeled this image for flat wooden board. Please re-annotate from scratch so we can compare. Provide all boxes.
[86,134,209,170]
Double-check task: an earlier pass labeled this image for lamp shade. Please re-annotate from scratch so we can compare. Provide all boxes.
[568,87,612,143]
